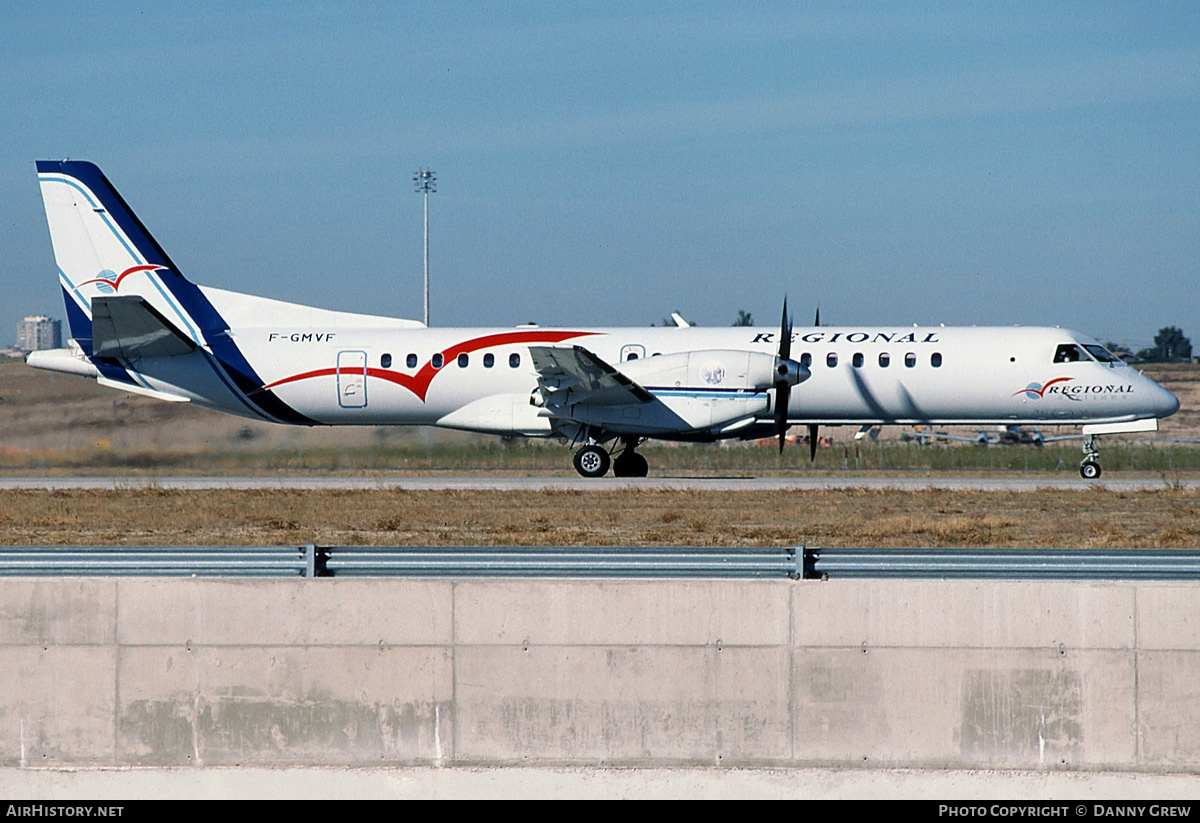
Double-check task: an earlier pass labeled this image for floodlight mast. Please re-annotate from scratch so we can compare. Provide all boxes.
[413,168,436,326]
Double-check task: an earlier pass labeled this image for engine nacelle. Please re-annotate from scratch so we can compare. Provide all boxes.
[618,349,792,392]
[565,349,809,437]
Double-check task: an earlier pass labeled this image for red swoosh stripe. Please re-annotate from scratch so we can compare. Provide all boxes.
[259,329,598,402]
[79,264,166,291]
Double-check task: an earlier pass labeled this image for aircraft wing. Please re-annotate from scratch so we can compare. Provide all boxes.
[90,295,198,359]
[947,431,996,445]
[902,429,995,445]
[528,345,654,407]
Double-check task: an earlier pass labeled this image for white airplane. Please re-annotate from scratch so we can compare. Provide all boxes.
[27,161,1180,480]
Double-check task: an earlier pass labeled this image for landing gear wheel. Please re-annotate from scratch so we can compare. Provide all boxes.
[573,445,611,478]
[613,451,649,478]
[1080,434,1102,480]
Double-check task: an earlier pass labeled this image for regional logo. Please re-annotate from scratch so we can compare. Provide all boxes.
[79,264,167,294]
[1014,377,1073,399]
[701,362,726,386]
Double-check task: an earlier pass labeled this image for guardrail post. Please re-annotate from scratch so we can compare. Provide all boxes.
[802,546,822,580]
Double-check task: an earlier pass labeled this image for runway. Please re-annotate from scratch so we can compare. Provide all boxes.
[1,474,1195,491]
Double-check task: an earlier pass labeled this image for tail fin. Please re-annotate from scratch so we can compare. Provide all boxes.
[36,161,210,355]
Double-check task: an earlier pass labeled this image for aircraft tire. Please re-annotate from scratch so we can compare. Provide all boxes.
[573,445,611,478]
[1080,460,1102,480]
[613,451,649,478]
[629,452,649,477]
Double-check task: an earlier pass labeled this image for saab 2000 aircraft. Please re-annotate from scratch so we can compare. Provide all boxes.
[28,160,1179,479]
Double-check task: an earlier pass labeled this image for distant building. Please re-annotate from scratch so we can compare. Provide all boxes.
[17,315,61,352]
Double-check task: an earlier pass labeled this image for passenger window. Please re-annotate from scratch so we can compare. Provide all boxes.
[509,353,521,368]
[826,352,838,368]
[406,353,417,369]
[432,353,444,369]
[852,352,864,368]
[483,353,494,368]
[457,353,469,368]
[879,352,890,368]
[904,353,916,368]
[380,353,392,368]
[931,352,942,367]
[800,353,812,368]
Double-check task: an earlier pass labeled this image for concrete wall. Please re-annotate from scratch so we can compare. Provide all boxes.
[1,578,1198,770]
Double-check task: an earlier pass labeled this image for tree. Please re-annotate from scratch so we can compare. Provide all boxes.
[732,310,754,327]
[1137,327,1192,362]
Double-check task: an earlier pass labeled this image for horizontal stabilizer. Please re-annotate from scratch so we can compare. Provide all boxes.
[96,376,191,402]
[26,346,101,378]
[91,296,198,360]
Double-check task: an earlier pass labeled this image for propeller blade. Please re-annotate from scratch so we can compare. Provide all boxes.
[808,424,819,462]
[778,297,791,361]
[775,384,790,454]
[775,297,794,452]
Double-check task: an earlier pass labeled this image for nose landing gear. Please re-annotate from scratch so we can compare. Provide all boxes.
[1080,434,1102,479]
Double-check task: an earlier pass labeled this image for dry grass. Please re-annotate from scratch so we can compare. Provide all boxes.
[1,487,1199,548]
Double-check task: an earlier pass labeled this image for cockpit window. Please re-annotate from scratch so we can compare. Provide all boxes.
[1083,344,1123,364]
[1053,344,1090,364]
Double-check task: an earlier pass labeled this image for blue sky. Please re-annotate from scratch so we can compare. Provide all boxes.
[2,2,1197,351]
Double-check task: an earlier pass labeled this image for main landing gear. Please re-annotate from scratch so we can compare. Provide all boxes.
[572,439,648,478]
[572,444,610,478]
[1080,434,1102,480]
[613,440,649,478]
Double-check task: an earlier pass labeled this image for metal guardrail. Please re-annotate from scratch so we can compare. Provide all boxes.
[0,546,309,577]
[322,546,798,577]
[4,545,1200,580]
[803,548,1200,580]
[0,545,800,579]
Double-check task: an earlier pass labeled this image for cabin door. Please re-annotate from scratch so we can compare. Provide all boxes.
[337,350,367,408]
